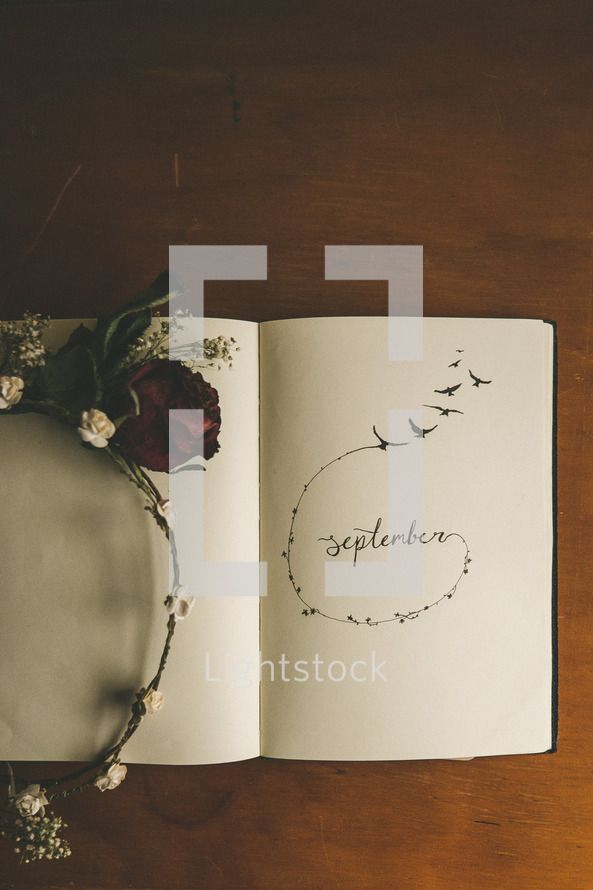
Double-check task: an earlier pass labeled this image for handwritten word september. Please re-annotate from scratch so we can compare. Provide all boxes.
[318,518,455,566]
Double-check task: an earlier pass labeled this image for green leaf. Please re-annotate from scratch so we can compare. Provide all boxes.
[57,323,95,354]
[113,382,141,428]
[93,272,170,362]
[33,344,98,416]
[99,309,152,374]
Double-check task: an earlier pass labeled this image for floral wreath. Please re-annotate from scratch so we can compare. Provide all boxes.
[0,273,236,864]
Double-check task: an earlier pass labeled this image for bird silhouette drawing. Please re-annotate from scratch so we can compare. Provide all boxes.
[456,349,464,353]
[423,404,464,416]
[371,425,408,450]
[434,383,462,397]
[409,418,438,438]
[469,370,492,387]
[448,359,462,368]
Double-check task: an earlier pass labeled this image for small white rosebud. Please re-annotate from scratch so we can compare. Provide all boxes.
[156,498,175,527]
[78,408,116,448]
[94,761,127,792]
[164,585,195,620]
[13,784,48,817]
[0,375,24,409]
[143,688,165,715]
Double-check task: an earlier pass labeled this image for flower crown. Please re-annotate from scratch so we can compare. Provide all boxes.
[0,274,236,863]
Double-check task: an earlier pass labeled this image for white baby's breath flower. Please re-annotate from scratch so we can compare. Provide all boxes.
[201,334,237,368]
[156,498,175,527]
[94,761,127,792]
[164,585,195,620]
[13,784,48,817]
[0,375,24,409]
[143,688,165,714]
[78,409,116,448]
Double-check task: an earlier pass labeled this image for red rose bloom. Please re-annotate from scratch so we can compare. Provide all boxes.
[113,359,221,472]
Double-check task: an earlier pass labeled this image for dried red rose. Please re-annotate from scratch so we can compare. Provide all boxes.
[112,359,221,471]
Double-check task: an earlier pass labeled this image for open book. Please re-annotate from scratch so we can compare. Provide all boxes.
[0,316,557,763]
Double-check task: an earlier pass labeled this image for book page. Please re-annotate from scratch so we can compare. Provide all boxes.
[260,317,554,760]
[0,318,260,765]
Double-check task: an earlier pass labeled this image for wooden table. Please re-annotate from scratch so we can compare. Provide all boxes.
[0,1,589,887]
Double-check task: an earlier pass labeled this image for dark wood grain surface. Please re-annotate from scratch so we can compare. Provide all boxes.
[0,1,590,887]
